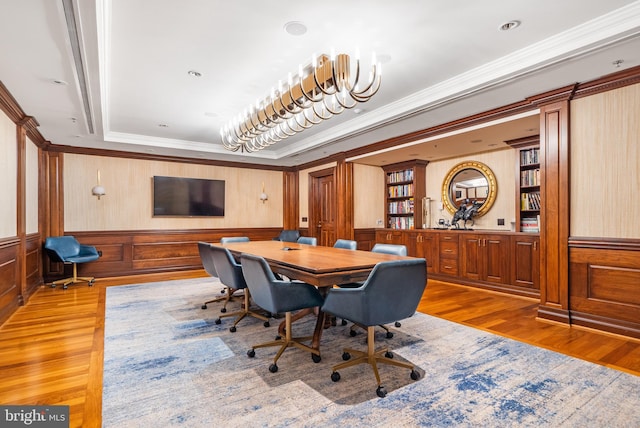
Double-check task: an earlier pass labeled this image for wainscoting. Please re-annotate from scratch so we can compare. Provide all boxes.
[569,238,640,338]
[51,228,284,281]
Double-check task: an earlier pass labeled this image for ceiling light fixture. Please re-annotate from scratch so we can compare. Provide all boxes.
[188,70,202,77]
[499,20,520,31]
[220,50,382,152]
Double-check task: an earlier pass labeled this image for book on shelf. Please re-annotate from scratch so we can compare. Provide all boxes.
[520,148,540,166]
[520,191,541,210]
[520,216,539,233]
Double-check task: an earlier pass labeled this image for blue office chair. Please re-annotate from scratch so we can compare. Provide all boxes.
[210,244,270,332]
[333,239,357,250]
[345,243,408,338]
[220,236,250,244]
[240,253,325,372]
[273,230,300,243]
[44,236,100,289]
[322,258,427,397]
[198,242,242,312]
[296,236,317,246]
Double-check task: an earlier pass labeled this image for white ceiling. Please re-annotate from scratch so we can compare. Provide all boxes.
[1,0,639,167]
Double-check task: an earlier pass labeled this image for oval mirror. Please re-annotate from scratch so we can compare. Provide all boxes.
[441,161,497,217]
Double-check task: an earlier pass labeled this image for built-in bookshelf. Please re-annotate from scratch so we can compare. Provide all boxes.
[383,160,427,230]
[506,136,541,233]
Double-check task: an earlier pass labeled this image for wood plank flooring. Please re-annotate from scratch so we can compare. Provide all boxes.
[1,273,638,428]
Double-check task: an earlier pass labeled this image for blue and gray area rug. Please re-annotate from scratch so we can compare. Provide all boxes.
[103,278,639,427]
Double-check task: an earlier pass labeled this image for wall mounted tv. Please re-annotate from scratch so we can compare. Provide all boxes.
[153,176,225,217]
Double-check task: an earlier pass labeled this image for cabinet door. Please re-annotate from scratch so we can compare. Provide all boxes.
[484,235,510,284]
[510,235,540,289]
[375,230,403,245]
[460,234,509,283]
[406,231,437,274]
[460,234,482,281]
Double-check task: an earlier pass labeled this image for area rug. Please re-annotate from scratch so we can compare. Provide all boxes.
[103,278,640,427]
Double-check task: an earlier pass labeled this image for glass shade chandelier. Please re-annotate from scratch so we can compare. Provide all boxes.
[220,50,382,152]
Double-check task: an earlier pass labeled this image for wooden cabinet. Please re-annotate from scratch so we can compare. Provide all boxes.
[383,160,427,230]
[510,234,540,289]
[460,234,509,284]
[438,233,459,276]
[375,230,404,245]
[406,231,438,273]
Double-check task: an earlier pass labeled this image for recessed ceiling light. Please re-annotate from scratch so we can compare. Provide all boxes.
[284,21,307,36]
[204,112,218,117]
[470,139,483,144]
[158,124,169,128]
[612,59,624,68]
[53,79,68,85]
[187,70,202,77]
[499,20,520,31]
[353,108,363,114]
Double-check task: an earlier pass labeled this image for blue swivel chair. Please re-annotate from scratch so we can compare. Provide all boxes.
[210,244,270,332]
[273,230,300,243]
[220,236,250,244]
[333,239,357,250]
[44,236,100,289]
[241,253,325,372]
[296,236,317,246]
[345,243,408,338]
[198,242,242,312]
[322,258,427,397]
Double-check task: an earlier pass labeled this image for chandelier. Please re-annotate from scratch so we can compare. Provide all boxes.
[220,51,381,152]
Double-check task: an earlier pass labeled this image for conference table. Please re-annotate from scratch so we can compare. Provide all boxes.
[213,240,417,352]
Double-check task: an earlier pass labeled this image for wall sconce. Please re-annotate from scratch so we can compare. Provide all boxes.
[259,182,268,203]
[92,170,106,200]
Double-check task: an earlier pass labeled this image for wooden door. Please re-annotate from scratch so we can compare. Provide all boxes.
[460,234,482,281]
[310,169,336,247]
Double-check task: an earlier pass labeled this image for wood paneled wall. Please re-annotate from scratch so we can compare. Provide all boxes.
[569,239,640,338]
[56,228,282,281]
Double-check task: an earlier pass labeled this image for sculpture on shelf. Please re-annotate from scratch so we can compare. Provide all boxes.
[462,200,482,229]
[451,199,482,230]
[451,204,467,229]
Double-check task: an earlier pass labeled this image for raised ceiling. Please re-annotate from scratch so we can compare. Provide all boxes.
[0,1,639,167]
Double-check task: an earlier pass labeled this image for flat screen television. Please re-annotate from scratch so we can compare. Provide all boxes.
[153,176,225,217]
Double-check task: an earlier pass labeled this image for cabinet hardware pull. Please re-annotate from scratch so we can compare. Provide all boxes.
[478,239,481,247]
[534,241,537,250]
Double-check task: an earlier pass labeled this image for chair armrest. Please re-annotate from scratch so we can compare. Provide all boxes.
[79,245,100,257]
[321,287,366,321]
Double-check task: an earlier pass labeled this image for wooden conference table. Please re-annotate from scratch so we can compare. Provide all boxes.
[214,240,416,352]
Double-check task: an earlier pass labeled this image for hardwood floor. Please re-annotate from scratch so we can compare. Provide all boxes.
[1,273,639,428]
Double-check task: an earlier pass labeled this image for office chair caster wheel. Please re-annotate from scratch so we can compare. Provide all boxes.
[275,335,281,340]
[385,351,393,359]
[311,354,321,363]
[247,349,255,358]
[376,386,387,398]
[331,372,341,382]
[269,363,278,373]
[201,304,208,309]
[386,331,394,339]
[341,319,348,326]
[89,280,95,287]
[220,288,225,294]
[395,321,401,327]
[229,326,237,333]
[410,370,420,380]
[263,321,270,327]
[342,352,351,361]
[215,318,221,325]
[220,307,227,313]
[63,285,68,290]
[349,329,357,337]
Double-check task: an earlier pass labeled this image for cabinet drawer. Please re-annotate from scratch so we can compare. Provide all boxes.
[439,241,459,258]
[439,258,458,276]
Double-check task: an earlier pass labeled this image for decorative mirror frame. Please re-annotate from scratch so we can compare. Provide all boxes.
[441,161,497,217]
